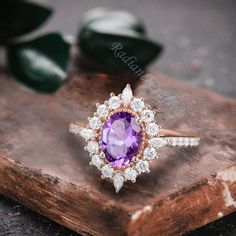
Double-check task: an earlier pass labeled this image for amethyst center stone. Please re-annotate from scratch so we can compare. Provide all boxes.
[101,111,142,167]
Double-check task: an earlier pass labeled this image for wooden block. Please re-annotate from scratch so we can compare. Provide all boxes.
[0,71,236,236]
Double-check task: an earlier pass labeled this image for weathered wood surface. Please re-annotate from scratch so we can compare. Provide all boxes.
[0,71,235,236]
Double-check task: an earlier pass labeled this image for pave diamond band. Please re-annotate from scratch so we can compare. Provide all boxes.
[164,137,200,147]
[69,84,200,193]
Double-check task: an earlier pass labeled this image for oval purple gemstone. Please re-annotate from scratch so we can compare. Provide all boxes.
[101,112,142,167]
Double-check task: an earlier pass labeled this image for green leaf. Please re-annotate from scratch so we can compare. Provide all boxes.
[7,33,70,93]
[0,0,52,42]
[78,7,163,72]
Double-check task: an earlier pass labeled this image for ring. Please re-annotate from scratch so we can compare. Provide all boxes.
[69,84,200,192]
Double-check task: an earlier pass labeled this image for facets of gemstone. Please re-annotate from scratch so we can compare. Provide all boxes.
[136,160,150,173]
[124,168,137,182]
[97,104,109,118]
[91,155,103,169]
[149,137,167,148]
[121,84,133,105]
[141,109,154,123]
[146,123,160,136]
[101,112,142,167]
[143,147,157,160]
[108,96,121,109]
[79,128,95,140]
[113,173,125,193]
[101,165,113,178]
[86,141,99,154]
[131,98,145,112]
[89,117,101,130]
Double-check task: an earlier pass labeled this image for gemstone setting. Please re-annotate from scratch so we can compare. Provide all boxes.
[101,112,142,167]
[146,123,160,136]
[101,165,113,178]
[70,84,167,193]
[108,96,121,109]
[113,173,125,193]
[124,168,138,182]
[91,155,103,169]
[89,117,101,130]
[141,109,154,123]
[136,160,150,173]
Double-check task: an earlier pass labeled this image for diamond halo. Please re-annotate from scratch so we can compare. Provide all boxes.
[70,85,160,192]
[69,84,200,193]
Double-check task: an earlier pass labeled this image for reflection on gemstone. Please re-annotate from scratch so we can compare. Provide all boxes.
[101,112,142,167]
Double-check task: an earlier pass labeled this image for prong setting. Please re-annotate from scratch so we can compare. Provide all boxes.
[69,84,200,193]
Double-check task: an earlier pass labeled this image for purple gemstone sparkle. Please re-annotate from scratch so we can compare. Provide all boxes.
[101,112,142,167]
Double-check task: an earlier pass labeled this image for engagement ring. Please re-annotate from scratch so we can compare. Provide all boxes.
[69,85,200,192]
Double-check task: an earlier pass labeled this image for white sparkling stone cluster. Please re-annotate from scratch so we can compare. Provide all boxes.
[69,84,198,193]
[68,84,164,193]
[165,137,200,147]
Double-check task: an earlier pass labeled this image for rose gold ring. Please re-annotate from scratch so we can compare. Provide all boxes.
[69,84,200,192]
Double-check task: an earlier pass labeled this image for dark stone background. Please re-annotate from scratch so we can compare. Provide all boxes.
[0,0,236,235]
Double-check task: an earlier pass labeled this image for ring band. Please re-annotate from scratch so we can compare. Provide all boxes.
[69,84,200,192]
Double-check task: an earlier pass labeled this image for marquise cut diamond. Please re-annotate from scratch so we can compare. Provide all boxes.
[122,85,133,105]
[113,173,124,193]
[149,137,167,148]
[79,128,95,140]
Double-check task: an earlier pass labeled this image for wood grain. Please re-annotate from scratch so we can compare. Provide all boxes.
[0,71,235,236]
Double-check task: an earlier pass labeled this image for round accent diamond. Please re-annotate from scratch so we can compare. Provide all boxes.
[97,104,108,118]
[136,160,150,173]
[141,109,154,123]
[89,117,101,130]
[131,98,145,112]
[143,147,157,160]
[101,112,142,167]
[91,155,103,169]
[146,123,160,136]
[87,141,99,154]
[124,168,137,182]
[108,96,121,109]
[101,165,113,178]
[113,173,125,193]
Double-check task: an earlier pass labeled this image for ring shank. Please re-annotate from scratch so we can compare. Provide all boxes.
[159,128,197,138]
[159,128,200,147]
